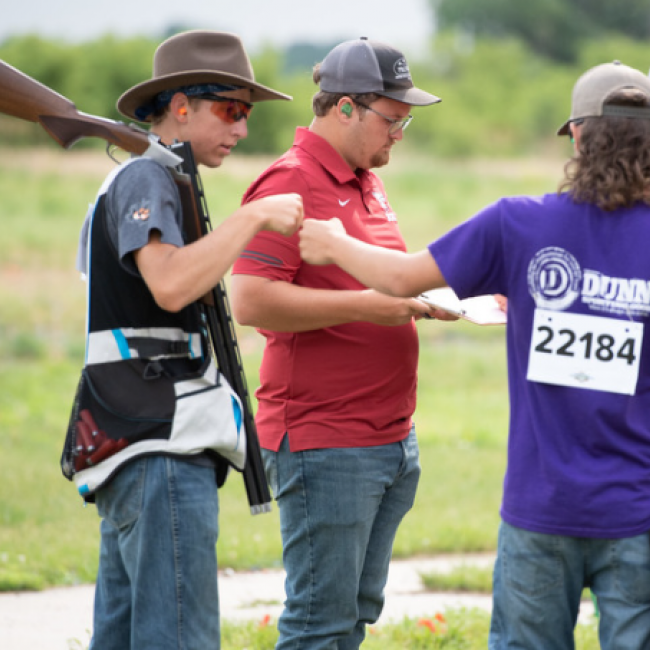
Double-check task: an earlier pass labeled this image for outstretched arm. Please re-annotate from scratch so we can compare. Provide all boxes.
[299,218,447,298]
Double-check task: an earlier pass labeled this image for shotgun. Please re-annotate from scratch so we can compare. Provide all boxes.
[172,141,272,514]
[0,58,272,514]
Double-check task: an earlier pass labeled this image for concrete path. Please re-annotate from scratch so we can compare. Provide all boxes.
[0,553,595,649]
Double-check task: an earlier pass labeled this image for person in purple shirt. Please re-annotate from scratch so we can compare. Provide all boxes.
[298,60,650,649]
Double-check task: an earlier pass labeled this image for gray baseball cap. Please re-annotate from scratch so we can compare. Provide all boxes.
[557,60,650,136]
[318,37,441,107]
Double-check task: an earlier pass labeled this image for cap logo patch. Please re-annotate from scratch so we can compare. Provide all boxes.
[393,57,411,80]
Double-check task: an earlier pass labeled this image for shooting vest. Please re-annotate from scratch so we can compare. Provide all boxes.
[61,160,246,499]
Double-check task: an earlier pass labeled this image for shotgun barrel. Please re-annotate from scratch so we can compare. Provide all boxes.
[172,141,272,514]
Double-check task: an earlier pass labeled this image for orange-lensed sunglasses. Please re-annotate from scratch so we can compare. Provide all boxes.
[196,94,253,123]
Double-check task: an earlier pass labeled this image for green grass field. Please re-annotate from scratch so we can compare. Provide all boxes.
[0,146,600,647]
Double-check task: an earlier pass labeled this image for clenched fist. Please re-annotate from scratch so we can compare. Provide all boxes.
[252,193,304,237]
[299,217,346,265]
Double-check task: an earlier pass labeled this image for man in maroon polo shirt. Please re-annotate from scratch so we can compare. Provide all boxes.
[231,37,441,649]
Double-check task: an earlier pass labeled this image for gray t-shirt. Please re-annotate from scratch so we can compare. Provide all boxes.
[105,158,184,276]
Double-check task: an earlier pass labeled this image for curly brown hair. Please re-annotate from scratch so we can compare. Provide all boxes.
[559,89,650,211]
[311,63,380,117]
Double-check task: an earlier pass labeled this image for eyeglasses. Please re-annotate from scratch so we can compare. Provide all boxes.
[195,94,253,123]
[353,100,413,135]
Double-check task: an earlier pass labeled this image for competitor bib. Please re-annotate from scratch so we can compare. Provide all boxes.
[527,309,643,395]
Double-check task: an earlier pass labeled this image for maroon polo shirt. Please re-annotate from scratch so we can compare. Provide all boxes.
[232,128,418,451]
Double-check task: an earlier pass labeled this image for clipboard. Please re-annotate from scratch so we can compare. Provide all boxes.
[419,287,507,326]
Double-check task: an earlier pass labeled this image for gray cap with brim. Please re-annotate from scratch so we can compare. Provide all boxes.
[319,37,441,107]
[557,60,650,136]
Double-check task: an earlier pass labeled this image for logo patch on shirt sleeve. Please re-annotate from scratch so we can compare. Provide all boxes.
[131,207,151,221]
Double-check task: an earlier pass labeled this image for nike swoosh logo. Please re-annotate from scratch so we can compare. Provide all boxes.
[338,199,350,206]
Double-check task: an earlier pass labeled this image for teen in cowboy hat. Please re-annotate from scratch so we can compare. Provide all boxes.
[77,30,302,650]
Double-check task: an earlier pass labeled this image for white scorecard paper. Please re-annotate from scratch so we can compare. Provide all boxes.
[419,287,507,326]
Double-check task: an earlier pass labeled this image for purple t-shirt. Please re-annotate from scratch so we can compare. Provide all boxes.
[429,192,650,538]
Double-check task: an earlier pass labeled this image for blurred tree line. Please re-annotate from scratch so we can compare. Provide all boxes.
[1,10,650,158]
[433,0,650,64]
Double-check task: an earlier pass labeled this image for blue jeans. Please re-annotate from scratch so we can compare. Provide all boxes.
[263,425,421,650]
[89,456,220,650]
[490,520,650,650]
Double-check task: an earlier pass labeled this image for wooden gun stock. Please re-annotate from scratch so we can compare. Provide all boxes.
[0,58,151,155]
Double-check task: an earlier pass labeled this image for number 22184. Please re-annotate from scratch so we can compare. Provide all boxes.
[527,309,643,395]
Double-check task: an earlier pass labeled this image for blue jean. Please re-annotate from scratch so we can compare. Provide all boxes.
[489,520,650,650]
[263,425,420,650]
[89,456,221,650]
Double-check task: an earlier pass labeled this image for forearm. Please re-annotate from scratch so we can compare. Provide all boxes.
[232,275,435,331]
[135,207,264,311]
[176,206,269,296]
[232,276,372,332]
[320,232,445,297]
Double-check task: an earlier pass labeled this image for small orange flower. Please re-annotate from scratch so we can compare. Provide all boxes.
[417,618,436,633]
[259,614,271,628]
[435,612,446,623]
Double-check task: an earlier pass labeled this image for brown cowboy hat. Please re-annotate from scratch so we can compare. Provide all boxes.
[117,30,291,122]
